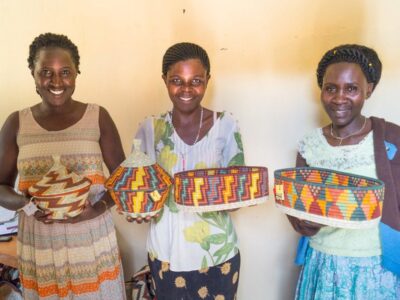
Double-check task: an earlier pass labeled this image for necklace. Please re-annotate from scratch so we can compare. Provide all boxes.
[171,107,204,170]
[171,106,204,146]
[330,117,367,146]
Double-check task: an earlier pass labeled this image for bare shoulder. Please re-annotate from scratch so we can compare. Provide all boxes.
[0,111,20,138]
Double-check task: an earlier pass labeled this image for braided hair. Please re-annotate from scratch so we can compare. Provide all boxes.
[162,42,210,76]
[316,44,382,91]
[28,33,81,74]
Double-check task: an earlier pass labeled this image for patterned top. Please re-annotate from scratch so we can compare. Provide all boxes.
[17,104,106,203]
[136,111,245,271]
[298,128,381,257]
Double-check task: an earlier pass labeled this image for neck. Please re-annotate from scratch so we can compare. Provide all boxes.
[172,106,203,127]
[331,116,366,138]
[39,99,75,115]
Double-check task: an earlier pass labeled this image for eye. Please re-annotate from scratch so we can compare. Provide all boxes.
[170,78,182,85]
[40,69,52,77]
[324,85,336,93]
[346,85,358,93]
[191,78,203,86]
[61,69,71,77]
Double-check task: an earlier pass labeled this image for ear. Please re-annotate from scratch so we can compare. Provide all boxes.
[366,82,374,99]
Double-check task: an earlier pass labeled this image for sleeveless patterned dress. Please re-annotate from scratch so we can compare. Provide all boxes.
[16,104,126,299]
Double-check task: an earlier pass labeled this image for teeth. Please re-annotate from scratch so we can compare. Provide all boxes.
[179,97,192,101]
[50,90,63,95]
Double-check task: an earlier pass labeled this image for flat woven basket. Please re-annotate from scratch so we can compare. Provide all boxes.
[28,155,92,219]
[174,166,268,212]
[105,140,173,218]
[274,167,385,229]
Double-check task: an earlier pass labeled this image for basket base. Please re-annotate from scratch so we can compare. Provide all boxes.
[177,196,268,213]
[276,204,381,229]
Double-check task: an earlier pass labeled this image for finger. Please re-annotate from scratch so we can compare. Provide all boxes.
[136,217,143,224]
[126,216,133,222]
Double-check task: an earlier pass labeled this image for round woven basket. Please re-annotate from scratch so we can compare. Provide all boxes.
[28,156,92,219]
[274,167,385,229]
[105,140,173,218]
[174,166,269,212]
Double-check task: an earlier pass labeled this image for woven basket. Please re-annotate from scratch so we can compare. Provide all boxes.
[274,167,385,229]
[105,140,173,218]
[174,166,268,212]
[28,155,92,219]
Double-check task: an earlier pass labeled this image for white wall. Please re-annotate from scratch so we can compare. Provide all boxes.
[1,1,400,299]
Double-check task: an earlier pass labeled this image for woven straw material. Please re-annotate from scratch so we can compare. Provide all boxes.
[174,166,269,212]
[28,156,91,219]
[105,139,173,218]
[274,167,385,229]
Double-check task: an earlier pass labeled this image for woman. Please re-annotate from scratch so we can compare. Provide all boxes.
[134,42,244,300]
[288,44,400,299]
[0,33,126,299]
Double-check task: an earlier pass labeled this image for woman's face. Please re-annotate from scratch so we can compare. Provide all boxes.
[321,62,373,128]
[163,58,210,114]
[32,47,77,107]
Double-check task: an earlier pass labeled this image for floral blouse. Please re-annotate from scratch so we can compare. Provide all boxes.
[135,111,245,271]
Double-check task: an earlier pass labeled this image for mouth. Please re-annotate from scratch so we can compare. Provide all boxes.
[178,96,193,102]
[49,89,64,96]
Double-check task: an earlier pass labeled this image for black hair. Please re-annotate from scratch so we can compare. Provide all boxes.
[162,42,210,76]
[316,44,382,91]
[28,33,81,74]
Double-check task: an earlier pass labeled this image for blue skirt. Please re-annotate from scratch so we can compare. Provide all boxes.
[296,247,400,300]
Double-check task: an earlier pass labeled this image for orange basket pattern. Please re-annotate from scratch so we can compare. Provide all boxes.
[274,167,385,228]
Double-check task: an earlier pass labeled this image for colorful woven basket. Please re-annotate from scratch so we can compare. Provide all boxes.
[28,155,92,220]
[105,140,173,218]
[274,167,385,229]
[174,166,268,212]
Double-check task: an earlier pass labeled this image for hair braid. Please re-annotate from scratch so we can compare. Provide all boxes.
[316,44,382,90]
[162,42,210,76]
[28,33,81,74]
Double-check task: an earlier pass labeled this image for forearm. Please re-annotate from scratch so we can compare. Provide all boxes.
[0,185,27,211]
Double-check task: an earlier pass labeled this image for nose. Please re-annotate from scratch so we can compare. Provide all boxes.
[50,73,62,86]
[332,88,347,104]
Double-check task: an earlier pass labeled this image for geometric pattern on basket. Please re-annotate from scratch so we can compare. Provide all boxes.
[274,167,385,227]
[28,163,92,219]
[105,164,173,217]
[174,166,268,212]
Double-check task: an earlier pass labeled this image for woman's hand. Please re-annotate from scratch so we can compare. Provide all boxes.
[117,209,159,224]
[33,200,107,225]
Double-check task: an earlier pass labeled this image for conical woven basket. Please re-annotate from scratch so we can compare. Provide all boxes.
[174,166,269,212]
[28,155,92,219]
[274,167,385,229]
[105,139,173,218]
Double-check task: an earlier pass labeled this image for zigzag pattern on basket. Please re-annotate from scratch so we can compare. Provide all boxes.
[105,164,173,217]
[274,167,385,228]
[175,166,268,212]
[28,158,92,219]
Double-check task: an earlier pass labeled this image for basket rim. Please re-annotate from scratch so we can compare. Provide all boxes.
[274,167,384,191]
[175,165,268,179]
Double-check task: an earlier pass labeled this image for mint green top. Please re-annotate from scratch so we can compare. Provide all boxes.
[298,128,381,257]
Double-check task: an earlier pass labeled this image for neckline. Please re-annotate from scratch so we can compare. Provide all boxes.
[167,111,221,147]
[29,103,90,132]
[318,127,372,149]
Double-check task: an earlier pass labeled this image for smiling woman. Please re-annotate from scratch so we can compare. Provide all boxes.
[0,33,126,299]
[130,42,245,300]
